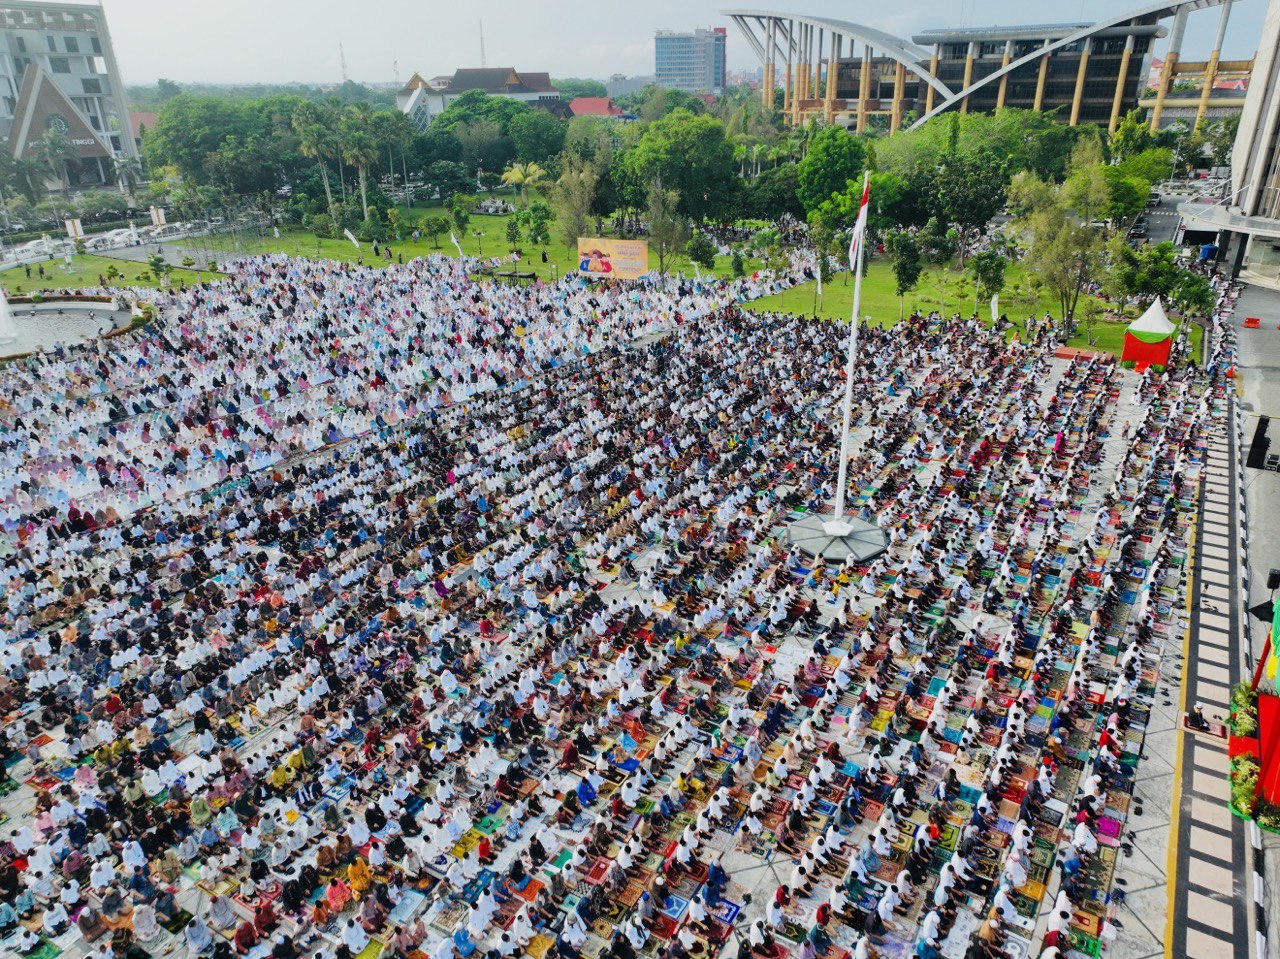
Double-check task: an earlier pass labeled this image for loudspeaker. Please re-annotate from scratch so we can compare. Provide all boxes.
[1269,569,1280,592]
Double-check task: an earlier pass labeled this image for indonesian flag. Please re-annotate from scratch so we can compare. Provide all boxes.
[848,172,871,270]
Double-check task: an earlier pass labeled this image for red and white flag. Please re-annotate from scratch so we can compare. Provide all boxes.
[848,173,871,270]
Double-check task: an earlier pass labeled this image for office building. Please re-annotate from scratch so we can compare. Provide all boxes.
[604,74,653,99]
[0,0,137,189]
[655,27,727,94]
[725,2,1241,133]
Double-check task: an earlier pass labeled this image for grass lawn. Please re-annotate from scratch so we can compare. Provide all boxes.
[199,218,765,283]
[748,259,1205,360]
[0,253,212,296]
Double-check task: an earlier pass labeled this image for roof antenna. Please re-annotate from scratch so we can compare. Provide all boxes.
[479,20,487,68]
[393,59,400,87]
[340,43,349,83]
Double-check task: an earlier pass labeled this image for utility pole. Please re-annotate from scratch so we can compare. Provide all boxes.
[340,43,349,83]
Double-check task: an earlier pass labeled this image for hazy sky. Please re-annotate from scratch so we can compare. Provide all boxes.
[98,0,1267,85]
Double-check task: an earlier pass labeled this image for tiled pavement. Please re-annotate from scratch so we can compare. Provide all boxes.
[1167,383,1257,959]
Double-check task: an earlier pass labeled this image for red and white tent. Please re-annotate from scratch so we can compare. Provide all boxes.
[1121,298,1176,370]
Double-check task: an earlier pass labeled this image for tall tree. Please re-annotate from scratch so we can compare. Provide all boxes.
[341,128,379,219]
[647,180,689,275]
[885,229,922,319]
[293,103,336,216]
[547,156,598,250]
[796,125,866,214]
[1109,108,1155,163]
[1008,139,1111,327]
[932,149,1008,265]
[508,110,567,166]
[626,109,737,221]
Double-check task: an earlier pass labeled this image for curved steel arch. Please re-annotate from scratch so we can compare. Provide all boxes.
[908,0,1228,129]
[723,9,955,100]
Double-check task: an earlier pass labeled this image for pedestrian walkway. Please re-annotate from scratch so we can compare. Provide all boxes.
[1168,374,1256,958]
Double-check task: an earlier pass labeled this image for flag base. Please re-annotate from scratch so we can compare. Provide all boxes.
[786,512,888,565]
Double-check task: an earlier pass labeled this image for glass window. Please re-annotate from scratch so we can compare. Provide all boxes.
[15,37,25,53]
[65,36,78,53]
[50,56,69,73]
[46,35,56,52]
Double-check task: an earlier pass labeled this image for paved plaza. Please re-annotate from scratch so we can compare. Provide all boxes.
[0,251,1258,959]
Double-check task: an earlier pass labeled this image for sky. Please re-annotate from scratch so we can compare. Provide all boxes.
[98,0,1267,86]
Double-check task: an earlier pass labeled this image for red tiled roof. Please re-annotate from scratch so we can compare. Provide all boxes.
[129,112,158,140]
[569,97,621,116]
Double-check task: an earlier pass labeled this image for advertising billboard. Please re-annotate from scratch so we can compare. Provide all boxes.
[577,238,649,280]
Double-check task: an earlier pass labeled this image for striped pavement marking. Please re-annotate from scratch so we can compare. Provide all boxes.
[1167,384,1259,959]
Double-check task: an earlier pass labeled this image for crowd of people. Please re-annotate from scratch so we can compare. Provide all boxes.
[0,250,1229,959]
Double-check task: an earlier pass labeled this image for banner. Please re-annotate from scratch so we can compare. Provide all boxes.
[577,238,648,281]
[64,218,83,239]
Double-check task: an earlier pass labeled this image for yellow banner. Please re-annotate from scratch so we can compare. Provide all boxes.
[577,238,649,281]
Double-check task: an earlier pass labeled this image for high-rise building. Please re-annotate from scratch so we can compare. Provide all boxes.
[655,27,727,94]
[0,0,137,189]
[1181,0,1280,287]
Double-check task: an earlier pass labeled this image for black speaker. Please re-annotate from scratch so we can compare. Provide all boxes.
[1248,417,1271,471]
[1269,569,1280,592]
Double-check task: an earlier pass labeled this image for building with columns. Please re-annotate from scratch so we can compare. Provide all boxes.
[724,2,1243,134]
[1180,0,1280,288]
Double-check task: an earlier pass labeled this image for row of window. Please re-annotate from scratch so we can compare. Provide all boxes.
[12,33,101,55]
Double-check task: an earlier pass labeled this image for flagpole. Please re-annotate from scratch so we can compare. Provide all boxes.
[830,172,870,530]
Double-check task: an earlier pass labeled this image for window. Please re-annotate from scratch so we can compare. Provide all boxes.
[49,56,69,73]
[90,37,101,54]
[46,35,55,51]
[15,37,25,53]
[64,36,78,53]
[82,78,101,94]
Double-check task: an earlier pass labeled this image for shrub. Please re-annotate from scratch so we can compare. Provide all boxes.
[29,292,43,303]
[1231,682,1260,737]
[1255,799,1280,833]
[1231,753,1260,818]
[1234,705,1259,737]
[181,256,195,268]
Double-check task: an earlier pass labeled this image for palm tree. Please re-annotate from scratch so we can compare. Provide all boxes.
[500,161,547,208]
[342,130,378,221]
[293,103,336,217]
[340,105,380,220]
[112,154,143,199]
[0,152,44,205]
[30,129,78,197]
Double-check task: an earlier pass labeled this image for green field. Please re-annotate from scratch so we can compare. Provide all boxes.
[199,212,764,283]
[749,259,1204,359]
[0,253,213,295]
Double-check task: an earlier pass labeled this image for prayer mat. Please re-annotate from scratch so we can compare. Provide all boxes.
[17,939,62,959]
